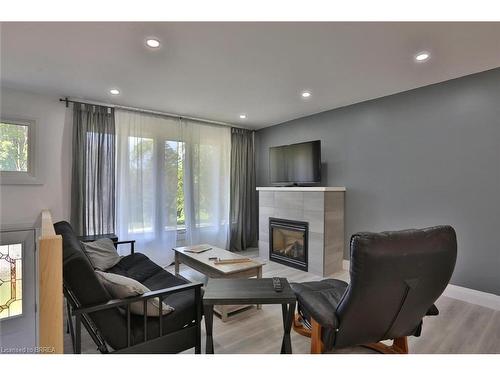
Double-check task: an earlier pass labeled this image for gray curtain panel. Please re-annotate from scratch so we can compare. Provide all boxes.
[229,127,258,251]
[71,103,116,236]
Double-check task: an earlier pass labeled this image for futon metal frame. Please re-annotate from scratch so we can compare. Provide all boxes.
[65,239,202,354]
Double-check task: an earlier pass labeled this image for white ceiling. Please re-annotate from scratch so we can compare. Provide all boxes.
[1,22,500,129]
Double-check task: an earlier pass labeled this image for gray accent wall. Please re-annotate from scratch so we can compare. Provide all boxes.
[256,68,500,295]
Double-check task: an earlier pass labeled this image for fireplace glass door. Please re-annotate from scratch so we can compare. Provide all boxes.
[269,218,308,271]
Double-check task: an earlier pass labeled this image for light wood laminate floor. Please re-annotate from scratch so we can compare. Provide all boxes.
[64,249,500,354]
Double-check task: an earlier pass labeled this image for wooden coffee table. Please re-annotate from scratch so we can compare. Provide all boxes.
[173,244,265,321]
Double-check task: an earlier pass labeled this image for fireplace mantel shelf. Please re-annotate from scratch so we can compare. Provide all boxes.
[256,186,346,192]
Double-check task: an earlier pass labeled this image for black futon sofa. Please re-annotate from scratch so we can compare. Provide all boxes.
[54,221,202,354]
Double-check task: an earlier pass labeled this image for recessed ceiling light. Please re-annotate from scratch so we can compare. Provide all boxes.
[146,38,161,48]
[109,89,120,95]
[301,91,312,98]
[239,114,247,119]
[415,51,430,62]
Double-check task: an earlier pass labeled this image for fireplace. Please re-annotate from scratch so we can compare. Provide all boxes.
[269,218,308,271]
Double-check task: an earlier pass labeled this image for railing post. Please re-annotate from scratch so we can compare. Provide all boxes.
[38,210,63,354]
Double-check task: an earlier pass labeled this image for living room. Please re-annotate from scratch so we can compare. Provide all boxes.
[1,1,499,372]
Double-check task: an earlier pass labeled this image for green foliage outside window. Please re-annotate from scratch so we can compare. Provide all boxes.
[164,140,185,226]
[128,138,186,229]
[127,137,215,232]
[0,122,29,172]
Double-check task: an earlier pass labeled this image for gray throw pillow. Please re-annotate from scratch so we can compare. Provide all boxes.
[95,271,174,317]
[82,238,122,271]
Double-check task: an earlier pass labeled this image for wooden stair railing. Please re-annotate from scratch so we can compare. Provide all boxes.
[38,210,63,353]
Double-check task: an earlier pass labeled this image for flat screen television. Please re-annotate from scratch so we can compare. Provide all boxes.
[269,140,321,185]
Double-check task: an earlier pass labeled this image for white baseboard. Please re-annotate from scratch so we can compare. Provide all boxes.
[442,284,500,311]
[341,259,500,311]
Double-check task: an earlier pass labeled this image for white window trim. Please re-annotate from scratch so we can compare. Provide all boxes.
[0,117,41,185]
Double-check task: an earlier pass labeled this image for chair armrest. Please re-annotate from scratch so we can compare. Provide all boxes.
[113,240,135,254]
[72,282,203,316]
[78,233,118,242]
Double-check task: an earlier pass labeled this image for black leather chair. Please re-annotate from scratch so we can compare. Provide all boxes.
[290,225,457,354]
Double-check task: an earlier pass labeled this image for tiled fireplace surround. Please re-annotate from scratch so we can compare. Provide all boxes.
[257,187,346,277]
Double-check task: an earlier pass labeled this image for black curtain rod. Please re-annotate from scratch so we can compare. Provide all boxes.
[60,97,71,107]
[59,97,114,109]
[59,96,187,120]
[58,96,241,128]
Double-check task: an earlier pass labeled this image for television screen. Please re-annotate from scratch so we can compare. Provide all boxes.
[269,140,321,185]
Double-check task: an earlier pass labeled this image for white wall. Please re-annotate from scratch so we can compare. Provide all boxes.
[0,87,72,227]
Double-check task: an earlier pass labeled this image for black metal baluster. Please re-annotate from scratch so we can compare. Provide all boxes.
[75,314,81,354]
[195,286,201,354]
[159,296,163,337]
[143,300,148,342]
[127,304,131,347]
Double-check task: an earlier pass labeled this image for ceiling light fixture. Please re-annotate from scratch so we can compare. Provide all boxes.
[301,91,312,99]
[146,38,161,48]
[415,51,430,62]
[109,88,120,95]
[239,114,247,119]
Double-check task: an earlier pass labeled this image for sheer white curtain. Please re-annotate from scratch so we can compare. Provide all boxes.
[115,110,230,267]
[181,119,231,248]
[115,110,181,267]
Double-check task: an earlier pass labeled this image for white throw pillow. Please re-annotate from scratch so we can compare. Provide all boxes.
[82,238,122,271]
[95,271,174,317]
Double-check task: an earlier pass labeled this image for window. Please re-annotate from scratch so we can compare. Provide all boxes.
[0,118,38,184]
[126,137,186,235]
[0,122,28,172]
[116,111,230,264]
[165,140,185,228]
[0,243,23,320]
[196,143,218,225]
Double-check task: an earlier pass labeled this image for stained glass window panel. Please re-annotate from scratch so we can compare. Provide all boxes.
[0,242,23,320]
[0,257,10,281]
[9,243,22,259]
[16,259,22,280]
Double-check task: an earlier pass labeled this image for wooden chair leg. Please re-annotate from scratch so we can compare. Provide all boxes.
[310,318,324,354]
[362,337,409,354]
[293,312,408,355]
[293,315,325,354]
[393,337,409,353]
[292,313,312,337]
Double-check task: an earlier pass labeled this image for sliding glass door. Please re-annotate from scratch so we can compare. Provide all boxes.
[116,110,230,267]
